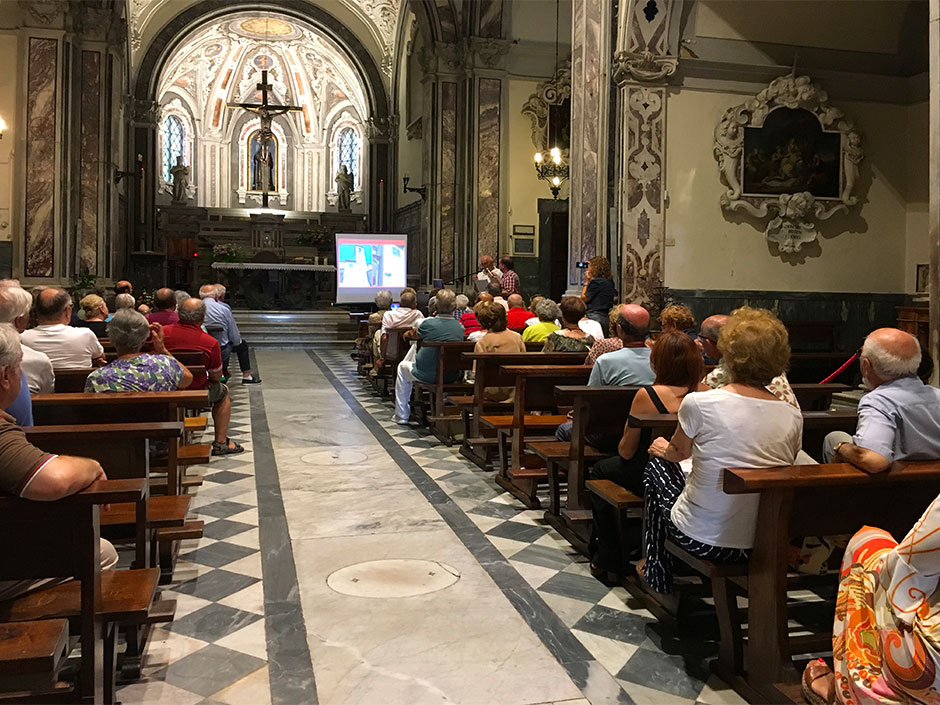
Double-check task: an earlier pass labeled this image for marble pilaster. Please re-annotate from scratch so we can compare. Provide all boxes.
[476,78,501,260]
[439,82,458,282]
[24,37,59,278]
[79,50,101,274]
[930,0,940,381]
[567,0,611,291]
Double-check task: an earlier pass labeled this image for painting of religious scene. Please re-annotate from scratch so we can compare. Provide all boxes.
[741,107,841,198]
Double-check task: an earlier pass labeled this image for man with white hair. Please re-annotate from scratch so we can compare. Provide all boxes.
[114,293,136,311]
[825,328,940,473]
[0,285,53,393]
[199,283,260,384]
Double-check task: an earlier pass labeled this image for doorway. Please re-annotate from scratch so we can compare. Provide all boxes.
[537,198,569,301]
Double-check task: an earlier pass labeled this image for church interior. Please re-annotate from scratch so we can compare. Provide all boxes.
[0,0,937,703]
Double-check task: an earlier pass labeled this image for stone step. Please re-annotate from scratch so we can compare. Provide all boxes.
[232,309,357,347]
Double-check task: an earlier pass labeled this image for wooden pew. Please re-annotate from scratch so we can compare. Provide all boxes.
[410,340,475,443]
[788,351,857,384]
[789,382,852,410]
[720,461,940,704]
[0,479,160,703]
[0,619,70,700]
[53,366,207,393]
[459,351,586,468]
[104,350,205,368]
[374,328,411,397]
[489,364,592,508]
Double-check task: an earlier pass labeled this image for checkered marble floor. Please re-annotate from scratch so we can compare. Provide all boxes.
[316,350,750,705]
[116,383,271,705]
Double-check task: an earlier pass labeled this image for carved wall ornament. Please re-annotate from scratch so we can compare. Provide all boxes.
[521,62,571,154]
[613,49,677,85]
[713,74,864,253]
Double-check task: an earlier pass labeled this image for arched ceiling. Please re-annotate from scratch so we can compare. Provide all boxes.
[130,0,401,79]
[157,11,368,139]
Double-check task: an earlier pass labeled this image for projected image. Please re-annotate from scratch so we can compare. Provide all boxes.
[336,239,406,289]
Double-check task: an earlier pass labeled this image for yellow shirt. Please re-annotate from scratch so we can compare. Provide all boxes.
[522,321,560,343]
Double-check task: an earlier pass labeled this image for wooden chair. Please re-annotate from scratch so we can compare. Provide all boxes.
[411,341,474,444]
[374,328,411,397]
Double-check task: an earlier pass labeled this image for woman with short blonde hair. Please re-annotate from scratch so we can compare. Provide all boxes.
[78,294,109,337]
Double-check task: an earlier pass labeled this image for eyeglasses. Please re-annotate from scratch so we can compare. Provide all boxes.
[698,334,717,344]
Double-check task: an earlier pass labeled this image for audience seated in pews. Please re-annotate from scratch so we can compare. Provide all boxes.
[84,309,193,392]
[522,298,561,343]
[581,256,616,338]
[487,282,509,311]
[801,493,940,705]
[114,293,136,311]
[392,289,464,425]
[506,294,530,330]
[137,303,151,316]
[0,285,53,394]
[824,327,940,473]
[174,290,191,310]
[543,297,596,353]
[459,293,483,338]
[367,289,394,360]
[0,323,117,602]
[77,294,110,337]
[162,298,243,456]
[589,330,708,583]
[22,288,106,370]
[642,306,802,594]
[524,295,544,327]
[382,288,424,333]
[454,294,471,319]
[473,301,526,402]
[498,257,521,297]
[586,306,626,364]
[701,313,798,407]
[147,288,180,326]
[115,280,133,296]
[656,304,698,342]
[555,304,654,445]
[199,284,261,385]
[467,300,489,343]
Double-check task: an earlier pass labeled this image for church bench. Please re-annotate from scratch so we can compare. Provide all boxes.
[52,366,207,393]
[0,619,70,700]
[374,328,412,397]
[103,350,205,368]
[410,340,475,444]
[0,478,162,703]
[719,460,940,704]
[458,352,586,469]
[487,364,592,508]
[787,351,858,384]
[789,383,852,410]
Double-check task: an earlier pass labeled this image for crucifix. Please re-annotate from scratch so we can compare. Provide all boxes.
[228,70,302,208]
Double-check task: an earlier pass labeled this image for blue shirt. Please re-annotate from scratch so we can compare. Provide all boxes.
[588,346,654,387]
[854,376,940,462]
[5,375,33,427]
[204,298,241,348]
[413,316,465,384]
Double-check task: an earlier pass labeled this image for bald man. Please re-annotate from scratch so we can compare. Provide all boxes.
[825,328,940,473]
[506,294,530,329]
[21,288,105,369]
[702,313,798,407]
[147,287,179,326]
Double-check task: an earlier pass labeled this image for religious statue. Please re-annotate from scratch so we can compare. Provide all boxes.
[335,165,353,212]
[170,156,189,204]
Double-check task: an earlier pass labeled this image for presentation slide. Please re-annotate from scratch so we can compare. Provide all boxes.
[335,233,407,304]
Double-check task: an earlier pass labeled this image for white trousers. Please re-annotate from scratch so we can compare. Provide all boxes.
[394,360,417,423]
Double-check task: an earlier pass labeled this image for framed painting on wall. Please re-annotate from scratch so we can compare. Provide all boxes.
[916,263,930,293]
[511,225,536,256]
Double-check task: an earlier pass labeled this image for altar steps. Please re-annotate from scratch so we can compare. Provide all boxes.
[232,309,358,347]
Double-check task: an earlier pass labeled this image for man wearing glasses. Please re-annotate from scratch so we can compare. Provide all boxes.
[20,288,106,369]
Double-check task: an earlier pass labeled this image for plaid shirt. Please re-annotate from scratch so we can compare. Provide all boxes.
[501,269,520,295]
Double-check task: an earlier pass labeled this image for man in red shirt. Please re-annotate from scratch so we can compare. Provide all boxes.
[146,288,180,326]
[505,294,530,330]
[162,298,243,456]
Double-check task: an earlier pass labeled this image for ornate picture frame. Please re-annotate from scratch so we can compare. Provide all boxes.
[521,63,571,157]
[713,74,864,253]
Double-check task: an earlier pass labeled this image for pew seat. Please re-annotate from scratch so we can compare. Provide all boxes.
[0,619,69,677]
[587,479,643,509]
[184,416,207,431]
[101,495,190,530]
[480,414,568,429]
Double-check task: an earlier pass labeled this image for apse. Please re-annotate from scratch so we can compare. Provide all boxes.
[155,11,370,213]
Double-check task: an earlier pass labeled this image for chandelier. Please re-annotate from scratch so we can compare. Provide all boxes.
[533,0,568,199]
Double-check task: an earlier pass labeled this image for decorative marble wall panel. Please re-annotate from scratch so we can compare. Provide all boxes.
[477,78,501,260]
[80,50,101,274]
[478,0,503,38]
[439,82,457,282]
[24,38,58,278]
[568,0,610,289]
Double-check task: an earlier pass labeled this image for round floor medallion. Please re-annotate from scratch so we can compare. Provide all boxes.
[327,559,460,598]
[300,448,369,466]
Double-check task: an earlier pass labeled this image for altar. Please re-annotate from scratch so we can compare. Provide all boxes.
[212,261,336,310]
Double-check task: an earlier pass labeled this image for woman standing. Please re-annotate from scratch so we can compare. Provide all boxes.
[582,256,615,337]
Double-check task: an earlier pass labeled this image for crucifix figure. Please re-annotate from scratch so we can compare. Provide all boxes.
[228,70,301,208]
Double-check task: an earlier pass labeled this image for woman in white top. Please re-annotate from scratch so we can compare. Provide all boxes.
[641,307,803,594]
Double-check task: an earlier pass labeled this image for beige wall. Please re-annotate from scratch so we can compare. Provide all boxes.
[904,101,929,294]
[0,31,17,243]
[664,88,924,294]
[395,22,423,211]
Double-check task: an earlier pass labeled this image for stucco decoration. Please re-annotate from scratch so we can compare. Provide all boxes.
[612,0,678,84]
[713,74,864,253]
[521,63,571,155]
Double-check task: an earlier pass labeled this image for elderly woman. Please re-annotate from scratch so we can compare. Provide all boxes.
[640,307,802,593]
[78,294,110,337]
[472,301,526,400]
[581,256,616,337]
[454,294,472,319]
[658,304,697,339]
[586,306,627,364]
[367,289,393,360]
[84,309,192,393]
[522,298,561,343]
[114,293,136,311]
[542,297,595,352]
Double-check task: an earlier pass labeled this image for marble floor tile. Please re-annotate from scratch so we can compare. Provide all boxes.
[139,627,210,674]
[512,544,575,571]
[156,645,266,698]
[571,629,637,678]
[538,591,595,627]
[486,521,549,544]
[162,591,216,620]
[696,675,748,705]
[538,572,613,604]
[572,605,653,645]
[213,618,269,661]
[224,552,263,579]
[217,580,265,615]
[616,647,708,700]
[225,527,260,549]
[202,519,255,541]
[618,679,696,705]
[513,559,563,589]
[486,535,529,559]
[168,603,263,642]
[211,664,272,705]
[196,500,255,519]
[113,678,206,705]
[180,541,259,569]
[174,569,260,603]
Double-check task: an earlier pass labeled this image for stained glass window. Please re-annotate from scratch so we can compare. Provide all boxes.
[161,115,185,183]
[338,127,360,188]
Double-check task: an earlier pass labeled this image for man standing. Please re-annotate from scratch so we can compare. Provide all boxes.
[477,255,502,285]
[199,284,260,385]
[825,328,940,472]
[392,289,464,425]
[147,288,180,326]
[498,257,521,297]
[21,288,105,369]
[506,294,530,329]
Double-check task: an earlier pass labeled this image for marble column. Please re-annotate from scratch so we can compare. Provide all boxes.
[929,0,940,382]
[79,50,102,273]
[475,77,501,262]
[567,0,612,292]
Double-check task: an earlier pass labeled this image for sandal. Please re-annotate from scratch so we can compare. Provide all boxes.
[212,438,244,456]
[801,658,835,705]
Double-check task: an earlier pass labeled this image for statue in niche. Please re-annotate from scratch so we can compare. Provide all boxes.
[170,156,190,204]
[249,131,277,192]
[335,165,354,212]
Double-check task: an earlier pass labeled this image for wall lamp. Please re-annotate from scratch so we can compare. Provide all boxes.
[402,175,427,200]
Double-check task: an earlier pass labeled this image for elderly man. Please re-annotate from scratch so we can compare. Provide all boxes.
[163,299,243,456]
[22,288,105,369]
[0,285,53,393]
[199,284,260,385]
[701,313,798,406]
[365,289,394,362]
[0,323,117,601]
[477,254,502,284]
[392,289,464,425]
[114,293,136,311]
[506,294,530,329]
[498,257,521,297]
[381,288,424,333]
[147,288,180,326]
[487,282,509,311]
[825,328,940,473]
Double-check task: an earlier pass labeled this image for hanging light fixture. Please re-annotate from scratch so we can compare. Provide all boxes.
[533,0,568,199]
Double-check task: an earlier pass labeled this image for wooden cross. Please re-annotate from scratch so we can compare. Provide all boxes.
[228,70,302,208]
